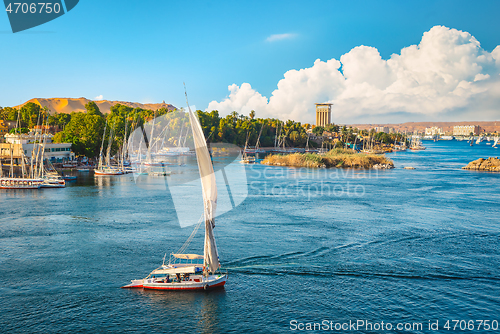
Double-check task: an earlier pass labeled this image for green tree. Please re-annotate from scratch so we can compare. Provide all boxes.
[53,112,106,158]
[85,101,102,116]
[249,110,255,119]
[313,126,325,136]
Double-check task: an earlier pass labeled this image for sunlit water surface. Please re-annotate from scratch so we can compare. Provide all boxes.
[1,140,499,333]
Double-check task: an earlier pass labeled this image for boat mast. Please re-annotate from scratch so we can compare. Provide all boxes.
[255,123,264,149]
[146,111,156,162]
[10,143,14,178]
[37,117,48,179]
[98,120,108,171]
[121,117,129,170]
[106,124,114,167]
[30,110,42,178]
[274,121,279,148]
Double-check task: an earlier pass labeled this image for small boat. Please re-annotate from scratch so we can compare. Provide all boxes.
[143,161,171,167]
[148,171,172,176]
[77,168,90,172]
[62,175,77,181]
[122,91,227,291]
[41,173,66,188]
[241,132,257,164]
[240,155,256,164]
[94,168,123,176]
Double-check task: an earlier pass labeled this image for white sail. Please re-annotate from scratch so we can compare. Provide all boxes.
[493,137,499,148]
[188,110,220,274]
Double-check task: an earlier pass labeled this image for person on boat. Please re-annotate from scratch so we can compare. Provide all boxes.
[176,273,181,283]
[166,275,171,283]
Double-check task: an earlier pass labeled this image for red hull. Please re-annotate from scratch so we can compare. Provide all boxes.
[143,281,226,291]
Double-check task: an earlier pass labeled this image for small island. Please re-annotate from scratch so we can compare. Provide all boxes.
[462,157,500,172]
[261,149,394,169]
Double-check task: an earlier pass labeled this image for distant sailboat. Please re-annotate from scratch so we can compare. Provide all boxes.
[493,137,499,148]
[0,111,44,189]
[409,136,426,150]
[244,123,266,154]
[95,121,123,176]
[122,89,227,290]
[241,132,256,164]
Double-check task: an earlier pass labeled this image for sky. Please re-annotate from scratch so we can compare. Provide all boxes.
[1,0,500,124]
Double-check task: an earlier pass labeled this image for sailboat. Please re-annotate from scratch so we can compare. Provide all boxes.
[0,112,44,189]
[492,137,499,148]
[1,145,43,189]
[241,132,256,164]
[244,123,266,154]
[95,121,123,176]
[409,136,426,150]
[305,132,318,153]
[122,93,227,291]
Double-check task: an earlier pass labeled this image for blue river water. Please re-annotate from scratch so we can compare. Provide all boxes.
[1,140,499,333]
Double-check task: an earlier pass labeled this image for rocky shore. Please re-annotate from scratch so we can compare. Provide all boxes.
[462,157,500,172]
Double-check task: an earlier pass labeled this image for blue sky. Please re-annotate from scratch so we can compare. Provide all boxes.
[1,0,500,123]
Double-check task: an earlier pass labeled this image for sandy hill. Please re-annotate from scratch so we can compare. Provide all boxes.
[15,98,177,114]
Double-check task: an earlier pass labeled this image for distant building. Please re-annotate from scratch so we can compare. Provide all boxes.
[2,132,74,162]
[375,126,390,133]
[315,103,332,127]
[453,125,481,136]
[425,127,443,136]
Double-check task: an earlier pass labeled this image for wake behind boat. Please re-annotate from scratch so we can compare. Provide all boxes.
[122,89,227,291]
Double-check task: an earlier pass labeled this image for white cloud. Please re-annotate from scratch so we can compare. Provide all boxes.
[94,95,103,100]
[208,26,500,123]
[266,33,296,42]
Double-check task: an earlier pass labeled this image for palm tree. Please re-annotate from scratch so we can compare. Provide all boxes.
[249,110,255,119]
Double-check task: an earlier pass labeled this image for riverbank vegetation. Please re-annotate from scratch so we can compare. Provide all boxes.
[262,149,394,169]
[0,102,405,159]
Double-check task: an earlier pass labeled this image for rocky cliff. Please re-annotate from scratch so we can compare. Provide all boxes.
[462,157,500,172]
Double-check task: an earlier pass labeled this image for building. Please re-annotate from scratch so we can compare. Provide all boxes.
[425,127,443,136]
[2,132,74,162]
[375,126,390,133]
[315,103,332,127]
[453,125,482,136]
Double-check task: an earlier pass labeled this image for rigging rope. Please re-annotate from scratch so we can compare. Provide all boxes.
[171,213,204,261]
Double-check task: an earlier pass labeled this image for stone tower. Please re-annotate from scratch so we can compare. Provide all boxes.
[315,103,332,127]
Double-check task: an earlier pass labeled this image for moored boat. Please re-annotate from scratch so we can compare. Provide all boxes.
[0,177,44,189]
